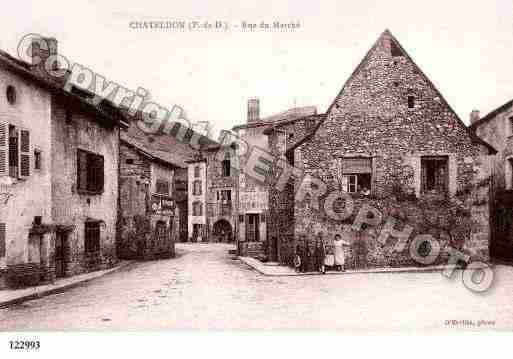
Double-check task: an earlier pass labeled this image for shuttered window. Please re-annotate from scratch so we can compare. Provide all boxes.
[77,149,104,194]
[0,222,6,258]
[155,179,170,195]
[0,123,31,179]
[0,122,7,176]
[19,130,30,178]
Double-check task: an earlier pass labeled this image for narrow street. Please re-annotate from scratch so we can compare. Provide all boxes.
[1,243,512,331]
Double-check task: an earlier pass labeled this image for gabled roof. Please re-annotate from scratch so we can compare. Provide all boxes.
[470,99,513,130]
[0,47,128,129]
[121,111,220,168]
[232,106,317,131]
[320,29,496,154]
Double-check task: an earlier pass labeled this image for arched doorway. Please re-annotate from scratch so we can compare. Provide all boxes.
[212,219,233,243]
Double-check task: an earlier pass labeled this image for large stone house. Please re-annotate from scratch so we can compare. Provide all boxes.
[231,100,319,259]
[471,101,513,261]
[0,37,128,288]
[264,30,496,269]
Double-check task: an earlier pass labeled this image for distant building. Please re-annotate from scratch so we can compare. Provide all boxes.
[117,129,188,260]
[186,143,237,243]
[232,100,319,259]
[0,37,128,288]
[471,101,513,261]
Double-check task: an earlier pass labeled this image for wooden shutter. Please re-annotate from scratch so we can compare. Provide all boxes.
[19,130,30,178]
[77,150,88,191]
[96,155,104,192]
[0,222,6,258]
[0,122,7,176]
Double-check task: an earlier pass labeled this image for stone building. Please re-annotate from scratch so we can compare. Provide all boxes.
[117,128,188,260]
[186,143,237,243]
[232,100,319,259]
[0,38,127,288]
[471,101,513,261]
[264,30,496,269]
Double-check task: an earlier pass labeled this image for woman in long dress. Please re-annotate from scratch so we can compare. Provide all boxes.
[333,233,350,271]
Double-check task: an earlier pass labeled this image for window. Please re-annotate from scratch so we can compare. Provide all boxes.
[192,201,203,216]
[84,221,101,253]
[339,158,372,194]
[125,158,134,165]
[408,96,415,109]
[421,156,448,193]
[193,180,202,196]
[222,159,231,177]
[6,86,16,105]
[286,151,294,166]
[390,41,404,57]
[194,165,200,178]
[0,222,5,258]
[34,150,42,170]
[155,179,170,195]
[65,108,73,124]
[1,124,30,179]
[508,159,513,190]
[77,149,104,194]
[219,190,231,202]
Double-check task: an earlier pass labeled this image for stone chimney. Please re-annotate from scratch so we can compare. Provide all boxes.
[31,36,58,70]
[247,98,260,123]
[470,109,480,125]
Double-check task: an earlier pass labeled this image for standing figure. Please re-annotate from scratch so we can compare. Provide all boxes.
[333,233,350,271]
[293,244,302,272]
[315,234,326,274]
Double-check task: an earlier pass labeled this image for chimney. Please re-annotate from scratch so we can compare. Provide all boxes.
[247,98,260,123]
[31,36,58,70]
[470,109,480,125]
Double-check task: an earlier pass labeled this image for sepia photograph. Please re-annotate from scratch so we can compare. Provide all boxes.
[0,0,512,356]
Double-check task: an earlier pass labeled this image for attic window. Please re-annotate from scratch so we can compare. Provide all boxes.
[126,158,134,165]
[6,86,16,105]
[408,96,415,109]
[390,41,404,57]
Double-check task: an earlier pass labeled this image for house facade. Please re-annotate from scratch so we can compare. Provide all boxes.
[471,101,513,261]
[0,38,127,288]
[117,135,185,260]
[265,30,495,269]
[186,145,237,243]
[232,100,319,259]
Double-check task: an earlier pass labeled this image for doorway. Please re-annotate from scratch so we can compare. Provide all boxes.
[491,191,513,262]
[55,231,68,278]
[245,214,260,242]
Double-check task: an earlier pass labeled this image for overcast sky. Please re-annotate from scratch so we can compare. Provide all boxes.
[1,0,512,135]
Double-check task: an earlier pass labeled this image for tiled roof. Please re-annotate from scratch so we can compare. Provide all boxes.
[232,106,317,131]
[470,99,513,130]
[0,47,128,128]
[121,112,220,168]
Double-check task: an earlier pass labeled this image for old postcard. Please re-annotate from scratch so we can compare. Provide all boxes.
[0,0,512,355]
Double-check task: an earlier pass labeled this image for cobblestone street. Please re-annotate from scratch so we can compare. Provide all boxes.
[1,243,512,331]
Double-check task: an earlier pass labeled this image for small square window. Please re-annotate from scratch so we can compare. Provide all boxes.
[126,158,134,165]
[34,150,42,170]
[408,96,415,109]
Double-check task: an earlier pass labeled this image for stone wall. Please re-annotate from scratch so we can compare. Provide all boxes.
[117,141,176,260]
[51,97,120,275]
[268,31,493,267]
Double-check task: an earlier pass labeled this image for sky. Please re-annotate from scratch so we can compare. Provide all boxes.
[1,0,512,136]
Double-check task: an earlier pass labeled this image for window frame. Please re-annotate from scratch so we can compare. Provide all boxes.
[77,149,105,195]
[421,155,449,194]
[222,159,231,177]
[84,220,101,254]
[192,180,202,196]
